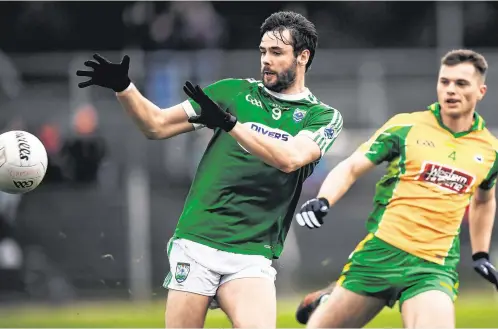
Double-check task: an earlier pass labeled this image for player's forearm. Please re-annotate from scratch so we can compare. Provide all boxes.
[469,197,496,253]
[317,152,373,206]
[317,159,357,206]
[228,122,303,173]
[116,84,164,138]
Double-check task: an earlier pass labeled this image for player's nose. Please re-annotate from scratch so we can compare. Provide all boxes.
[261,54,271,66]
[445,82,456,93]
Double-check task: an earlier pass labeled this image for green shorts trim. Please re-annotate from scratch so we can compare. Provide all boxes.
[337,233,459,309]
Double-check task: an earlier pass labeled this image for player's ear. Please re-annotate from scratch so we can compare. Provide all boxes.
[298,49,310,67]
[477,84,487,101]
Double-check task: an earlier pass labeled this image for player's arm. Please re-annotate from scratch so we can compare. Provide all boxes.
[228,123,320,173]
[469,186,496,255]
[468,155,498,289]
[295,152,377,229]
[116,84,194,139]
[317,151,376,205]
[76,54,196,140]
[229,107,343,173]
[296,116,409,229]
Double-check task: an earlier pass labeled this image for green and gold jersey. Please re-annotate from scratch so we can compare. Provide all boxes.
[175,78,343,259]
[357,102,498,265]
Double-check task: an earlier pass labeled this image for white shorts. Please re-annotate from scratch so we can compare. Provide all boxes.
[163,238,277,296]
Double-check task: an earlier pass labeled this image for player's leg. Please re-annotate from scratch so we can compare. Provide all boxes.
[299,233,399,328]
[163,238,221,328]
[399,268,459,329]
[215,255,278,328]
[401,290,455,328]
[164,290,211,328]
[306,284,386,328]
[217,277,277,328]
[295,283,335,325]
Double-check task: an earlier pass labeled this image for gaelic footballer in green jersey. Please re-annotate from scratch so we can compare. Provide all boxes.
[76,10,342,328]
[176,78,343,259]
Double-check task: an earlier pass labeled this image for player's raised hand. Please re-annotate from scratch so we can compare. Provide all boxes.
[295,198,330,229]
[472,252,498,290]
[183,81,237,132]
[76,54,131,92]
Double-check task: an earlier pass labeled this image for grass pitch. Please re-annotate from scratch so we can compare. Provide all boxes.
[0,293,496,327]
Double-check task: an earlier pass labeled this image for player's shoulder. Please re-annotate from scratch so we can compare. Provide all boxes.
[208,78,259,91]
[380,111,420,129]
[304,101,343,129]
[480,127,498,152]
[304,93,342,117]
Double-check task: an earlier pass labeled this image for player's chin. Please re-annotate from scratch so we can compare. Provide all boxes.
[441,103,468,117]
[262,80,279,91]
[263,74,277,84]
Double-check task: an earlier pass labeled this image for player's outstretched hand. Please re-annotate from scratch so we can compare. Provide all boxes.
[295,197,330,229]
[76,54,131,92]
[473,252,498,290]
[183,81,237,132]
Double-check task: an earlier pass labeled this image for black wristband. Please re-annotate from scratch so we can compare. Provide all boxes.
[222,113,238,132]
[472,252,489,261]
[318,197,330,208]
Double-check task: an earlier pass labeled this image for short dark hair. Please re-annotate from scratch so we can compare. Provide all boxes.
[260,11,318,72]
[441,49,488,77]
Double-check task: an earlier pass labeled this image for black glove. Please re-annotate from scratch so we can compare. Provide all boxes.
[295,198,330,229]
[473,252,498,290]
[76,54,131,92]
[182,81,237,132]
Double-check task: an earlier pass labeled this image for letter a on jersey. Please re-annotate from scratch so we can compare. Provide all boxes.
[448,151,456,161]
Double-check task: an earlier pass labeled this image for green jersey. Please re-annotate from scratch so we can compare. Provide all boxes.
[174,78,343,259]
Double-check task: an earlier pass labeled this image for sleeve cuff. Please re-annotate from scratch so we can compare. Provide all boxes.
[181,100,204,130]
[296,130,325,157]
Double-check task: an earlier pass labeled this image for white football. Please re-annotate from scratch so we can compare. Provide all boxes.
[0,130,48,194]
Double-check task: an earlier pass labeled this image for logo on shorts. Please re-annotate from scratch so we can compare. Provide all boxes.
[175,262,190,283]
[416,161,475,194]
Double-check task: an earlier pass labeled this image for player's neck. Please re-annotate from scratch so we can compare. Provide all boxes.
[279,77,306,95]
[440,111,475,133]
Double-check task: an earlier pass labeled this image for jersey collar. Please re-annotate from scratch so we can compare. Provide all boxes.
[428,102,485,138]
[263,86,311,102]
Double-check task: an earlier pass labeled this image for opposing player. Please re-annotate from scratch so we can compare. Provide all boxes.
[76,11,343,329]
[294,49,498,328]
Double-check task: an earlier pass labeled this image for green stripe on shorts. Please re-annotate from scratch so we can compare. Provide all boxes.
[338,234,459,309]
[162,238,177,288]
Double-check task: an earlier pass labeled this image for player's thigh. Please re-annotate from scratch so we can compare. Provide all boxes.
[307,285,386,328]
[163,238,221,328]
[217,277,276,329]
[401,290,455,328]
[165,290,211,328]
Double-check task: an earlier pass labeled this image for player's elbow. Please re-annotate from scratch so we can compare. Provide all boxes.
[278,158,303,173]
[278,149,318,173]
[279,164,297,173]
[143,116,174,140]
[143,129,162,140]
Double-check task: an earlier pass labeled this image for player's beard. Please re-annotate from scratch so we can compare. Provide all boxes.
[262,59,297,93]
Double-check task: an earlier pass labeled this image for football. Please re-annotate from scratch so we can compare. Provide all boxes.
[0,130,48,194]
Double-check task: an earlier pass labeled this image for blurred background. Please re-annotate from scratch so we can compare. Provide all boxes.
[0,1,497,327]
